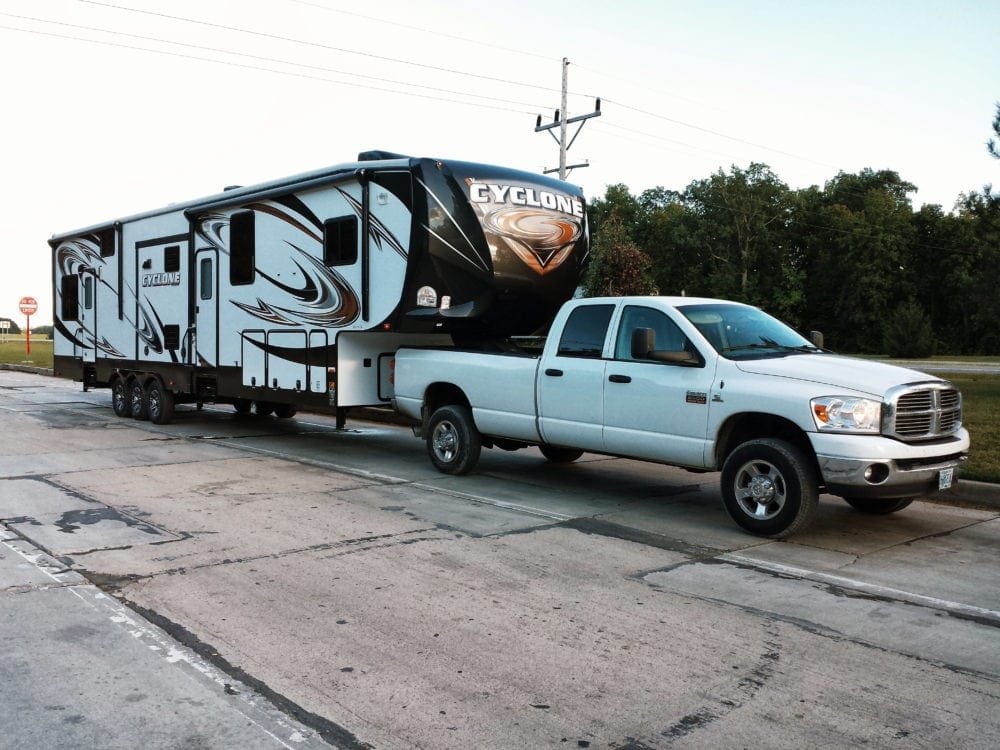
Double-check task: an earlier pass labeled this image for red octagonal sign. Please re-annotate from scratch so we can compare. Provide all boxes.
[19,296,38,315]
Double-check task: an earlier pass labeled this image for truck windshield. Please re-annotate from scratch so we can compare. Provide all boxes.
[678,303,821,360]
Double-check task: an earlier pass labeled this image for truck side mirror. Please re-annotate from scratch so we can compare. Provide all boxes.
[631,328,655,359]
[809,330,824,349]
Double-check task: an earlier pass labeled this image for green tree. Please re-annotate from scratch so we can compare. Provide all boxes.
[583,216,658,297]
[988,102,1000,160]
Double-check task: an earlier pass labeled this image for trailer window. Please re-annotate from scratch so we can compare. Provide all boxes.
[164,245,180,272]
[61,275,79,322]
[557,304,614,358]
[323,216,358,266]
[230,210,255,285]
[163,324,180,351]
[98,228,116,258]
[199,257,213,300]
[83,275,93,310]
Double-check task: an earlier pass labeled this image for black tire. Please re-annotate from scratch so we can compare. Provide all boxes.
[426,405,482,475]
[842,497,915,515]
[111,377,130,418]
[128,379,148,420]
[146,379,175,425]
[539,445,584,463]
[273,403,297,419]
[720,438,819,538]
[233,398,253,415]
[254,401,275,417]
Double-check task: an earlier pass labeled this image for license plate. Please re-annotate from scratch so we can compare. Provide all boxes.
[939,468,954,490]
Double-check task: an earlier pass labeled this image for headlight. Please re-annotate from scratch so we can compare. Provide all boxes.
[811,396,882,433]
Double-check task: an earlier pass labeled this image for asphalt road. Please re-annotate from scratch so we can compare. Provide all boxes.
[2,370,999,749]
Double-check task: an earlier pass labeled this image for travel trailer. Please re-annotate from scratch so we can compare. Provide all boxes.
[50,152,589,425]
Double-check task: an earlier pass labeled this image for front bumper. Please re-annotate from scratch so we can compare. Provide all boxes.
[817,452,968,499]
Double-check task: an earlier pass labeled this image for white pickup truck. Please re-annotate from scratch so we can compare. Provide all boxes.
[393,296,970,537]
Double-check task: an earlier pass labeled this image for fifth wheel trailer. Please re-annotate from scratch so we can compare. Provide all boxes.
[49,152,589,424]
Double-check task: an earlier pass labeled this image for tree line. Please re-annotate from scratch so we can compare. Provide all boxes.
[584,164,1000,356]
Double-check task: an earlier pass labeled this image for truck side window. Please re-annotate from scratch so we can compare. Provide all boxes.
[615,306,690,361]
[230,210,255,286]
[324,216,358,266]
[557,305,614,358]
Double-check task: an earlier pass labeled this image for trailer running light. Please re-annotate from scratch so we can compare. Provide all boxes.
[417,286,437,307]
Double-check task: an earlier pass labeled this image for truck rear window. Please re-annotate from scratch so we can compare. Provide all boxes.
[557,305,614,358]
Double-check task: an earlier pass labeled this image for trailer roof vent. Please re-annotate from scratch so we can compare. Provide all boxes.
[223,185,243,191]
[357,150,411,162]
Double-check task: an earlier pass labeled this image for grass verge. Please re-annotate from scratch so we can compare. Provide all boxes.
[942,372,1000,484]
[0,339,53,369]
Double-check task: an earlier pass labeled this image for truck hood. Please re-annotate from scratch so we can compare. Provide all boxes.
[734,354,940,398]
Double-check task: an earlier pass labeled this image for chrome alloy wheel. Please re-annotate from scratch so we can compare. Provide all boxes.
[732,459,787,520]
[431,419,459,464]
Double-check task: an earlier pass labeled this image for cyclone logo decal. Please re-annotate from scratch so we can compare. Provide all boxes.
[482,208,582,276]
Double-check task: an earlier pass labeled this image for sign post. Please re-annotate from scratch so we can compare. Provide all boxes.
[19,297,38,359]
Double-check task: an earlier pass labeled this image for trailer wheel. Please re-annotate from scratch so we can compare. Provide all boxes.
[273,404,297,419]
[720,438,819,538]
[255,401,275,417]
[146,380,175,425]
[842,497,914,515]
[539,445,584,463]
[233,399,253,415]
[111,377,130,418]
[427,405,481,475]
[128,378,149,420]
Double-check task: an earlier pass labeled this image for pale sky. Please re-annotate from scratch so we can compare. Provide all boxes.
[1,0,997,324]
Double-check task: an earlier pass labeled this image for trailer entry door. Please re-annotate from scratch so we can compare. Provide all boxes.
[195,249,218,367]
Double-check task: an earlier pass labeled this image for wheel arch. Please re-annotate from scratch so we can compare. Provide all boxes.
[423,382,472,415]
[714,412,819,477]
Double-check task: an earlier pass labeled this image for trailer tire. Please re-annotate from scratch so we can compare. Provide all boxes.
[273,404,297,419]
[111,377,130,418]
[427,405,481,475]
[128,378,149,420]
[255,401,275,417]
[146,380,175,425]
[233,399,253,415]
[842,496,914,515]
[720,438,818,538]
[539,445,584,463]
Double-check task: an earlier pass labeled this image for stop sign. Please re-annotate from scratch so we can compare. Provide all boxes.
[19,297,38,315]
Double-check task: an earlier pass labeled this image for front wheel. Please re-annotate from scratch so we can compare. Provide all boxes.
[539,445,584,463]
[720,438,819,538]
[146,380,175,425]
[842,497,914,515]
[426,405,481,475]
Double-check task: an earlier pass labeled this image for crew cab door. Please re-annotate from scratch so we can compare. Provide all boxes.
[537,303,615,452]
[602,304,716,467]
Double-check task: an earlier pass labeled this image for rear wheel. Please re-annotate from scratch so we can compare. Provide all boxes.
[111,377,130,418]
[233,398,253,415]
[539,445,584,463]
[128,379,148,420]
[254,401,275,417]
[146,379,175,425]
[427,405,481,475]
[273,403,297,419]
[721,438,818,538]
[842,497,914,514]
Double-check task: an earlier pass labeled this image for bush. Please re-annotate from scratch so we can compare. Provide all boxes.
[882,302,937,358]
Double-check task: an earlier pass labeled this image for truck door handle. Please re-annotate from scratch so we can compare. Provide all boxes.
[608,374,631,384]
[544,368,563,377]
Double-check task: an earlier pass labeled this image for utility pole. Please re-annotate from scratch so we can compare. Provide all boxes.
[535,57,601,180]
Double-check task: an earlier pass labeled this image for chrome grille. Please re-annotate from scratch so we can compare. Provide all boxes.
[884,383,962,442]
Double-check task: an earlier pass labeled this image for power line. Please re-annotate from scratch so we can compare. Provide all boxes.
[284,0,559,62]
[80,0,579,97]
[0,11,550,111]
[0,24,535,115]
